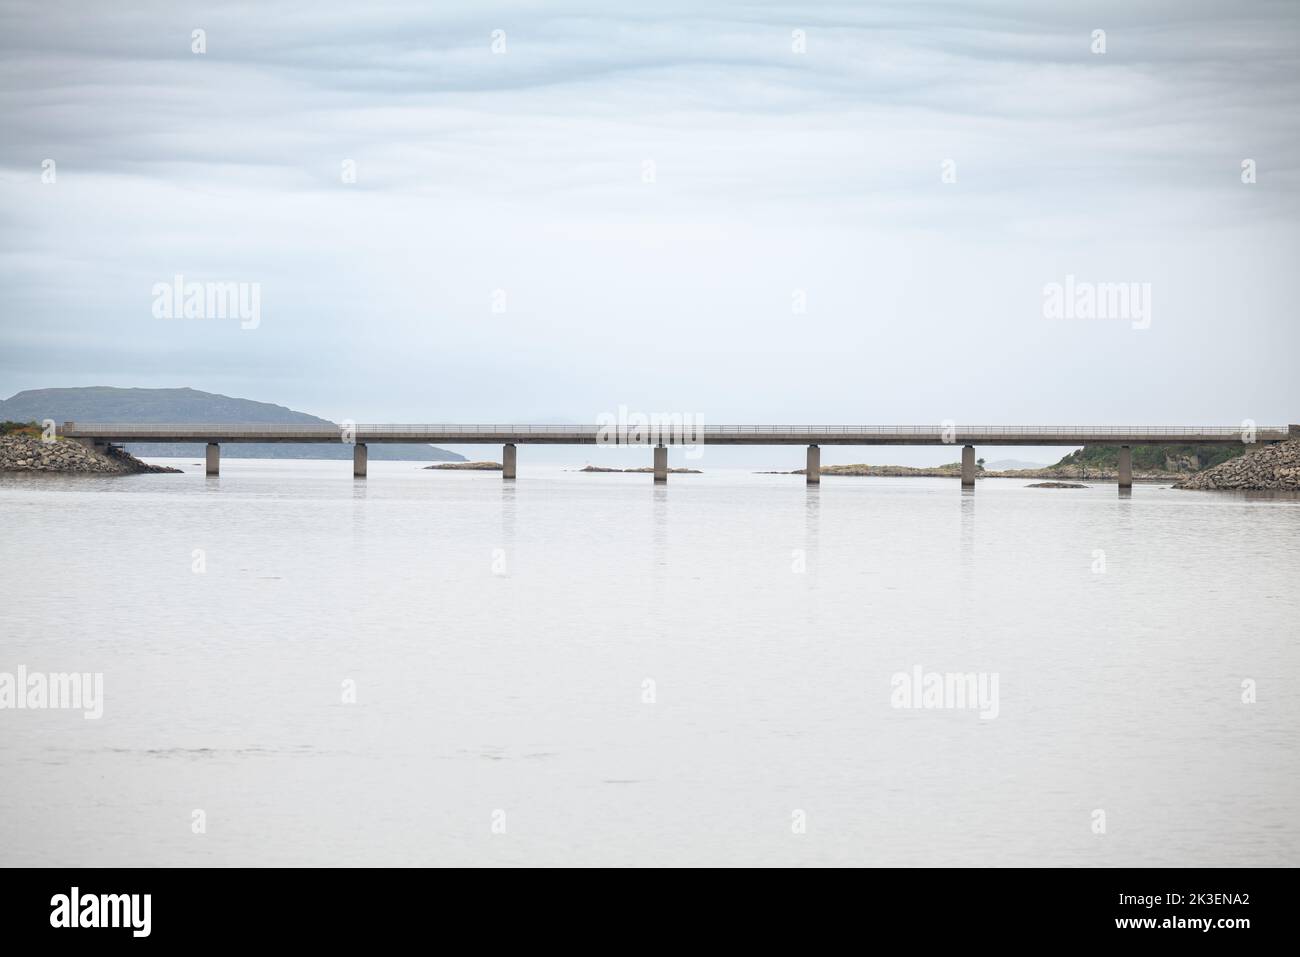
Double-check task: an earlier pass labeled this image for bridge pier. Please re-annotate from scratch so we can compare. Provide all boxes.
[205,443,220,476]
[353,443,367,478]
[654,445,667,483]
[806,444,820,484]
[1118,445,1132,490]
[503,443,516,480]
[961,445,976,488]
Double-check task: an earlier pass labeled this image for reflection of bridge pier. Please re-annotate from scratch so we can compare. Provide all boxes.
[59,422,1294,490]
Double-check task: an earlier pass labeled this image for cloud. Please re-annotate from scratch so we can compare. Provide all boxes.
[1,0,1297,424]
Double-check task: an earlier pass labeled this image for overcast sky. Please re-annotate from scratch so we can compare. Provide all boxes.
[1,0,1297,455]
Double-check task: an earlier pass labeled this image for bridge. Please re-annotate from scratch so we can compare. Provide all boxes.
[59,422,1295,488]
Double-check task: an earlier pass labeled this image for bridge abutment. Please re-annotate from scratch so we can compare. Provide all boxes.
[205,443,220,476]
[353,443,367,478]
[654,445,667,483]
[503,443,516,480]
[1118,445,1132,489]
[961,445,976,487]
[806,445,820,484]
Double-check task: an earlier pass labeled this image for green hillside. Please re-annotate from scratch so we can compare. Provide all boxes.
[1051,444,1247,473]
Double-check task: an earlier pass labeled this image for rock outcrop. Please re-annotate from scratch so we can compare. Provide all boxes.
[0,434,180,474]
[425,461,502,470]
[1175,440,1300,491]
[805,463,965,478]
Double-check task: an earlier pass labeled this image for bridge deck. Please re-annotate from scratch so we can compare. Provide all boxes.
[58,423,1291,447]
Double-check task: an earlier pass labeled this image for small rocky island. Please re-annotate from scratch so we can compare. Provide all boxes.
[0,430,179,474]
[1026,482,1088,489]
[788,463,967,478]
[425,461,502,470]
[578,465,702,474]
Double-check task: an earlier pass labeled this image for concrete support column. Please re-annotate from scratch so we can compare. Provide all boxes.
[806,444,820,484]
[205,442,220,476]
[1118,445,1132,489]
[654,445,668,483]
[961,445,975,488]
[353,442,368,478]
[503,443,517,480]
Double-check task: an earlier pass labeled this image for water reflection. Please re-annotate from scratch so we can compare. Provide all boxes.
[802,482,820,588]
[959,489,976,598]
[501,479,517,548]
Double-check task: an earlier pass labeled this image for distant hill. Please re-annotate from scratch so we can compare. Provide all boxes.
[984,458,1048,471]
[0,387,465,462]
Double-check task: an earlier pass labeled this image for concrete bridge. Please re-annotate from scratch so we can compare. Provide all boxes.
[60,422,1295,488]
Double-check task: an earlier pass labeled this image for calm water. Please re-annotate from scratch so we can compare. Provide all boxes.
[2,459,1298,866]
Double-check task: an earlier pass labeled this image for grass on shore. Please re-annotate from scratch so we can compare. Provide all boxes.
[0,420,43,438]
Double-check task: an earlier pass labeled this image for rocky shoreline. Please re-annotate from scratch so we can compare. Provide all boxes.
[0,434,180,474]
[1175,440,1300,491]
